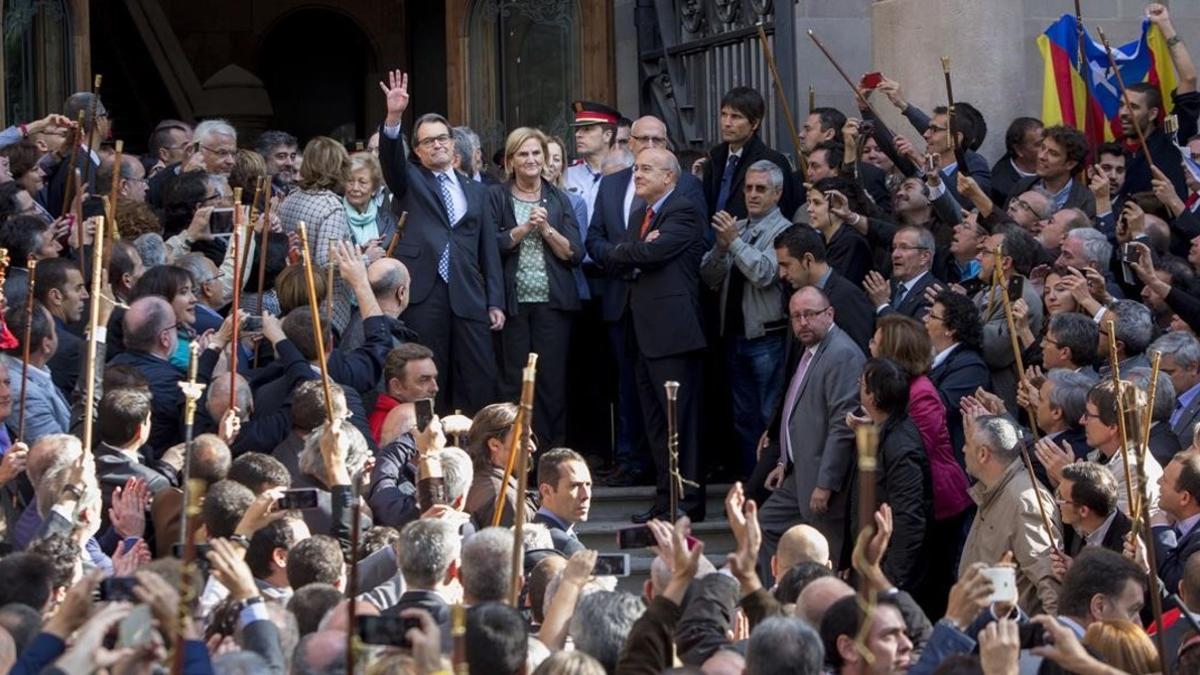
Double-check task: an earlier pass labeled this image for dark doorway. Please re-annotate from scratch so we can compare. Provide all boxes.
[258,9,375,143]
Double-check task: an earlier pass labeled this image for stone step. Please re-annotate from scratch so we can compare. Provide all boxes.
[576,519,737,556]
[610,553,730,594]
[587,483,734,521]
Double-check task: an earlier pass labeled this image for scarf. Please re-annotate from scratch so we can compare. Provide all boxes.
[344,197,380,245]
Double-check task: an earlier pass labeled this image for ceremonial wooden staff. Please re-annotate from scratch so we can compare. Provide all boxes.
[256,179,273,316]
[1097,26,1157,173]
[59,111,86,220]
[297,222,337,421]
[992,247,1039,441]
[228,188,243,412]
[346,465,361,675]
[852,424,879,667]
[664,381,697,518]
[508,354,538,607]
[755,24,807,176]
[1073,1,1092,133]
[450,604,468,674]
[806,30,896,139]
[239,182,260,291]
[940,57,970,177]
[80,221,106,452]
[1105,321,1140,526]
[15,257,36,444]
[808,85,815,114]
[493,354,538,527]
[385,211,409,258]
[106,140,123,228]
[325,245,335,321]
[173,342,207,675]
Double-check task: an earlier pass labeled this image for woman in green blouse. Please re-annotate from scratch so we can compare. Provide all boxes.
[487,127,584,447]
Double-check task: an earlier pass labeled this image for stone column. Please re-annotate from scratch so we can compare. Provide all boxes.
[871,0,1026,162]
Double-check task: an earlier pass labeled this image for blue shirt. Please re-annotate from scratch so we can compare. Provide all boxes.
[1173,381,1200,427]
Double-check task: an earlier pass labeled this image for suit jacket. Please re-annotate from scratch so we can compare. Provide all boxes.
[973,278,1043,415]
[586,167,706,322]
[108,348,218,456]
[384,589,452,652]
[1062,509,1132,558]
[1153,517,1200,595]
[1172,387,1200,450]
[44,146,99,217]
[703,134,798,220]
[587,189,707,359]
[929,345,992,455]
[47,317,82,394]
[378,126,503,321]
[1007,175,1097,219]
[820,270,875,354]
[4,356,69,446]
[783,325,865,561]
[532,510,584,555]
[488,182,583,315]
[94,442,174,523]
[878,270,937,320]
[1149,421,1184,468]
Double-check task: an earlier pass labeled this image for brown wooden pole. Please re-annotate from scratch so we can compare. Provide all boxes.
[16,258,37,443]
[81,221,105,453]
[1097,27,1156,173]
[297,222,336,422]
[756,24,807,177]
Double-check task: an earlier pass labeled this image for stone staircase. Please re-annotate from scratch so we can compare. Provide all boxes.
[580,484,735,593]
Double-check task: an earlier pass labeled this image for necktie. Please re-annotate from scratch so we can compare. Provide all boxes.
[778,349,815,466]
[1187,192,1199,211]
[716,154,740,212]
[893,282,909,308]
[639,207,656,239]
[436,173,457,282]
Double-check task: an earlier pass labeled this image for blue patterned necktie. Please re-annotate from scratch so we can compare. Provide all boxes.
[716,153,740,212]
[437,173,457,282]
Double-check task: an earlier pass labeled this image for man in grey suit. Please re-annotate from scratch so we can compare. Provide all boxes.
[757,286,865,577]
[1154,332,1200,448]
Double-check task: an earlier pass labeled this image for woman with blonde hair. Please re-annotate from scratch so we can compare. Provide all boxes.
[278,136,354,331]
[487,127,583,448]
[343,151,396,260]
[1081,619,1159,674]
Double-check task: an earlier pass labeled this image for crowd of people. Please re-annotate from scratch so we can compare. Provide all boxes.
[1,2,1200,673]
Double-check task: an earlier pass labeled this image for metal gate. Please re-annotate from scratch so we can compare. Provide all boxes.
[635,0,797,163]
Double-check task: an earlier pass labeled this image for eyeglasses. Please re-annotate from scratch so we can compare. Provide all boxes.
[201,145,236,159]
[1043,336,1062,348]
[791,306,831,321]
[1053,490,1077,506]
[416,134,452,148]
[1010,199,1042,217]
[927,313,946,322]
[631,134,668,146]
[927,124,947,134]
[1080,410,1102,421]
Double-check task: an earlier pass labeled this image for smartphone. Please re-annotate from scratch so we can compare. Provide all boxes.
[357,615,422,648]
[1006,275,1024,302]
[209,208,234,235]
[924,154,937,174]
[617,525,656,550]
[276,488,320,510]
[118,606,155,649]
[1018,622,1047,648]
[1121,243,1138,285]
[243,316,263,332]
[415,398,434,433]
[593,553,631,577]
[860,71,883,90]
[99,576,139,602]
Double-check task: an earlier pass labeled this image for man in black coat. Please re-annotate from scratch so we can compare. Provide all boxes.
[1057,461,1131,558]
[702,87,798,221]
[772,224,874,354]
[43,92,107,216]
[377,70,504,415]
[587,147,708,522]
[533,448,591,555]
[382,518,459,651]
[1151,452,1200,595]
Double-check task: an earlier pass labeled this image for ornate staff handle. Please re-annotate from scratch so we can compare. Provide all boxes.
[852,424,879,665]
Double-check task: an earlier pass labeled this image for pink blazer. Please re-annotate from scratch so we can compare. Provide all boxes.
[909,375,972,519]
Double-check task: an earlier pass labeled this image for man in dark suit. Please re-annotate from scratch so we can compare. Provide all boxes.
[702,87,797,221]
[43,92,107,216]
[586,116,706,486]
[863,225,937,321]
[1056,462,1131,559]
[1005,125,1096,218]
[1155,332,1200,449]
[773,225,873,353]
[1153,452,1200,595]
[533,448,591,555]
[377,71,505,415]
[382,519,459,649]
[798,107,892,215]
[34,258,87,394]
[94,388,176,520]
[587,147,707,522]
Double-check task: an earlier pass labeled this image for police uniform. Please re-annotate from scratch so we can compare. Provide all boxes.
[563,100,621,223]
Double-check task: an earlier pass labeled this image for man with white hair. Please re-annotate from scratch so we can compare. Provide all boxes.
[1154,331,1200,447]
[147,118,238,208]
[460,527,514,605]
[383,519,461,649]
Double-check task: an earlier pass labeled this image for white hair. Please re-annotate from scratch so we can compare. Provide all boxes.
[193,119,237,146]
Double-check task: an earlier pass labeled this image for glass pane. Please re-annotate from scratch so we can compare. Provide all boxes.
[3,0,69,124]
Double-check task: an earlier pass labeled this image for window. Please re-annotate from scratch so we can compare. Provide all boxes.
[467,0,582,156]
[4,0,72,124]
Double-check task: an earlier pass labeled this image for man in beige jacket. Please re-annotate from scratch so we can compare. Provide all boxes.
[959,414,1062,614]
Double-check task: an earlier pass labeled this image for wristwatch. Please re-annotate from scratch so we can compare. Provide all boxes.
[229,534,250,549]
[1167,35,1183,48]
[236,595,264,612]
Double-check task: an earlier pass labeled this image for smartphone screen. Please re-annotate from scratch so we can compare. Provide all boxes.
[593,554,630,577]
[860,71,883,89]
[1006,275,1024,302]
[99,577,138,602]
[415,398,434,433]
[276,488,319,510]
[357,615,421,648]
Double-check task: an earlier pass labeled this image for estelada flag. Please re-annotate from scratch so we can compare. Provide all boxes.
[1038,14,1177,145]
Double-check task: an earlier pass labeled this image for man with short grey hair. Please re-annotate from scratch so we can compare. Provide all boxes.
[747,616,824,675]
[960,414,1062,613]
[384,518,460,647]
[1154,331,1200,447]
[568,591,645,673]
[437,446,473,509]
[1056,225,1124,300]
[459,527,512,604]
[1032,369,1098,469]
[147,118,238,208]
[1129,366,1181,465]
[1097,299,1154,377]
[700,158,792,477]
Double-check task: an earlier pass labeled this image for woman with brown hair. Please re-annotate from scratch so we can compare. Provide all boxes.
[488,127,583,448]
[278,137,353,332]
[870,313,971,616]
[462,402,538,530]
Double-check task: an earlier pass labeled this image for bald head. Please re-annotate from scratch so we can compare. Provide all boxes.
[633,147,680,204]
[368,258,410,317]
[293,630,346,674]
[207,373,252,422]
[797,577,853,627]
[775,525,830,573]
[123,296,176,356]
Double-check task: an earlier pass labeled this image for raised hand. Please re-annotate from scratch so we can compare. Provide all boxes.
[1034,437,1074,486]
[978,619,1020,675]
[379,70,410,125]
[0,442,28,485]
[863,270,890,307]
[109,477,150,539]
